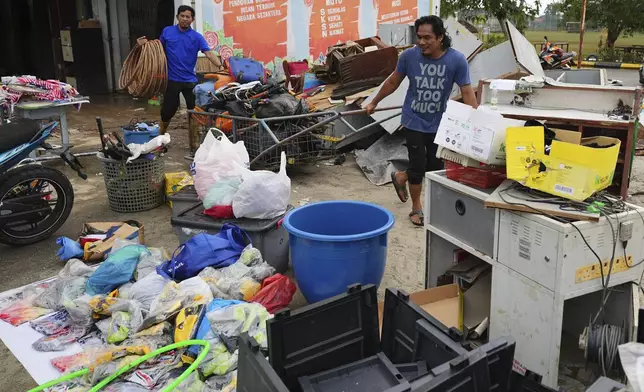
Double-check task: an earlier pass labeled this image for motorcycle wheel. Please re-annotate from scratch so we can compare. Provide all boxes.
[0,165,74,246]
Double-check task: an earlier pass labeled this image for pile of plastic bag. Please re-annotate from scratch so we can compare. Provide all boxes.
[192,131,291,220]
[0,224,297,391]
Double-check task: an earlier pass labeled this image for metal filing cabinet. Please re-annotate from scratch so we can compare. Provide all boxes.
[425,170,644,388]
[425,171,497,259]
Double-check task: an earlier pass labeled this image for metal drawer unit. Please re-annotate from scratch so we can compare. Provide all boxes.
[425,170,644,388]
[425,171,498,260]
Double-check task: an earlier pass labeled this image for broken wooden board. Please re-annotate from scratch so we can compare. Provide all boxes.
[506,20,545,77]
[450,40,521,98]
[444,17,484,60]
[484,180,600,222]
[361,78,407,134]
[304,84,338,111]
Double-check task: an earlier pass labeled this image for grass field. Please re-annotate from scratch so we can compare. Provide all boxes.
[524,30,644,51]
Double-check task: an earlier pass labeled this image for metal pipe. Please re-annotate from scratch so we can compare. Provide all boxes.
[259,120,280,144]
[578,0,588,69]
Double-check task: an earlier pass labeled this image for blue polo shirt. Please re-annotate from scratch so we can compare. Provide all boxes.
[160,25,210,83]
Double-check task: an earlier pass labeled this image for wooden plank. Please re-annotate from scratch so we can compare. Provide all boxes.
[484,180,600,222]
[345,87,378,104]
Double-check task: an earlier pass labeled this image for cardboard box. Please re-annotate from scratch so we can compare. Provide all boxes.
[434,100,525,165]
[377,284,464,335]
[506,126,620,201]
[410,284,463,331]
[82,221,145,261]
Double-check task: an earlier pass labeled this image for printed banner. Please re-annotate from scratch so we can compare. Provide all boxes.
[180,0,432,67]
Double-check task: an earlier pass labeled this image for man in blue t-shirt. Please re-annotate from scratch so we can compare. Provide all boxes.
[366,16,478,226]
[137,5,222,144]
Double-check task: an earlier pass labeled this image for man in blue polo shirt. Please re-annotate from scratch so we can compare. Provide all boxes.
[137,5,222,144]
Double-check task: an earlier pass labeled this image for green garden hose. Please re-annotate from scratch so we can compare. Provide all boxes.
[28,339,211,392]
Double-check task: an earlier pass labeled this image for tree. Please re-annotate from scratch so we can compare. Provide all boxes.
[441,0,540,34]
[557,0,644,47]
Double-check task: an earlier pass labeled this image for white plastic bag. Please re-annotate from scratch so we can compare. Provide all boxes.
[130,273,169,311]
[232,152,290,219]
[126,134,171,163]
[193,130,249,199]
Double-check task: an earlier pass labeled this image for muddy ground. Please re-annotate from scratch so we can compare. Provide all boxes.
[1,69,642,390]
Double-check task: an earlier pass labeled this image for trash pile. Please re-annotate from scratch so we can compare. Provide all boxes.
[0,223,297,391]
[97,118,170,164]
[193,66,309,128]
[191,131,290,220]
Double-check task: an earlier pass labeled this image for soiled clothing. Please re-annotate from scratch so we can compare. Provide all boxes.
[160,81,196,122]
[405,128,443,185]
[396,47,471,134]
[160,25,210,83]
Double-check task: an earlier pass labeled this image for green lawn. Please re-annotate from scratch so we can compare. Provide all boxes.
[524,30,644,51]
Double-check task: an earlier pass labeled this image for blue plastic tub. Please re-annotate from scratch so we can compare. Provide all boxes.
[283,201,395,303]
[123,127,160,145]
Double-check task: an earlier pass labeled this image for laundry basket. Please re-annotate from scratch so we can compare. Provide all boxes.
[98,153,165,213]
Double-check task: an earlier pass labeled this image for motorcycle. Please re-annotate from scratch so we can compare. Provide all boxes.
[0,120,86,246]
[539,36,577,70]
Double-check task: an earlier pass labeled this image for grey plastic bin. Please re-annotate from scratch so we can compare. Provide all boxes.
[169,187,292,273]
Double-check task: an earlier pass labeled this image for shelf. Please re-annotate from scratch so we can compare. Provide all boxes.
[426,225,497,266]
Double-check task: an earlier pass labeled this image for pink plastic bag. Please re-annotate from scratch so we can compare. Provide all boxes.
[250,274,296,314]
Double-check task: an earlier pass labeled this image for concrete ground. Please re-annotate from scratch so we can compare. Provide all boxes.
[0,69,641,390]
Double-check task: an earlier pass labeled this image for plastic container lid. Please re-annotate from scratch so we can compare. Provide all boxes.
[170,186,293,233]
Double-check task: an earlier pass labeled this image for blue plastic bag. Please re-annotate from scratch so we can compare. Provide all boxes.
[187,299,243,358]
[86,245,150,296]
[56,237,84,261]
[193,82,216,107]
[157,224,250,281]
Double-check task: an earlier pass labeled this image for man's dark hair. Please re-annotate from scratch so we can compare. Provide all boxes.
[415,16,452,50]
[177,5,196,18]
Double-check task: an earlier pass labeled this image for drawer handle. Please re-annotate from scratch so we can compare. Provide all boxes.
[455,199,466,216]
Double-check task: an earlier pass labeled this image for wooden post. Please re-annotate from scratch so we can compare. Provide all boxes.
[578,0,588,69]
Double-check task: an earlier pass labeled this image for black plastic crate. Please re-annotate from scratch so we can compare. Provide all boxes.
[238,334,289,392]
[413,319,468,370]
[267,284,380,392]
[410,347,491,391]
[395,362,428,382]
[475,338,516,391]
[509,370,558,392]
[382,289,464,365]
[298,353,411,392]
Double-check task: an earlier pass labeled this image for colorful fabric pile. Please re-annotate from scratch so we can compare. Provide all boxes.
[0,75,82,116]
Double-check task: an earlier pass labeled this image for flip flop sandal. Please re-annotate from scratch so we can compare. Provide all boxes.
[409,210,424,227]
[391,172,409,203]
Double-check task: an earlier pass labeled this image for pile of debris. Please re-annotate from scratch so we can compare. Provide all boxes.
[0,222,297,391]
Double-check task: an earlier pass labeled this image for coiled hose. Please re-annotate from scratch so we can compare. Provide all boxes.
[118,40,168,98]
[587,323,624,376]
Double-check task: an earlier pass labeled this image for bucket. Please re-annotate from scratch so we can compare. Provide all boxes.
[283,201,395,303]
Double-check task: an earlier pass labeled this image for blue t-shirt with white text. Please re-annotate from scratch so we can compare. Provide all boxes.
[160,25,211,83]
[397,47,471,133]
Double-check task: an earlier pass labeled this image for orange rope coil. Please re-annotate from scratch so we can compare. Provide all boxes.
[118,40,168,98]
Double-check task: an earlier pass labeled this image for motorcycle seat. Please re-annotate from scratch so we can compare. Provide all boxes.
[0,120,42,153]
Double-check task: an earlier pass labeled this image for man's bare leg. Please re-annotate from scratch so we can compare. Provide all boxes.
[395,171,423,225]
[409,183,423,225]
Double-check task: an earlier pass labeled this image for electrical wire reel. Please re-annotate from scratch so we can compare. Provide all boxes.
[579,316,625,376]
